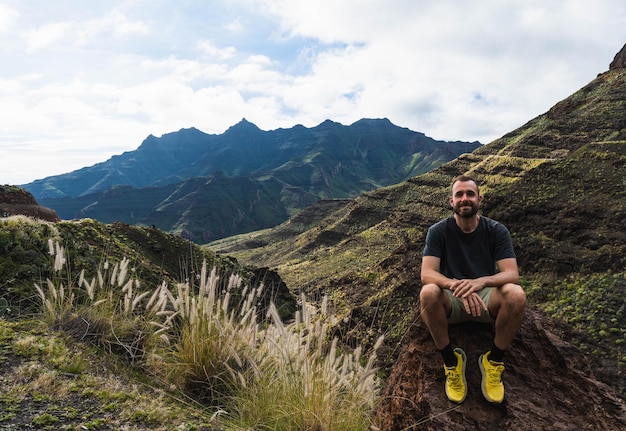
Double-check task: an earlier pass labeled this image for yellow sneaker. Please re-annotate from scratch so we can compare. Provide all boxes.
[444,348,467,403]
[479,351,505,403]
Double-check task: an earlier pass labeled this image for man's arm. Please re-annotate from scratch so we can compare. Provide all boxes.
[487,257,520,286]
[449,257,520,299]
[420,255,454,289]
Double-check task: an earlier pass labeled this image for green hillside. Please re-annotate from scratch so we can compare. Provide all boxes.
[212,65,626,397]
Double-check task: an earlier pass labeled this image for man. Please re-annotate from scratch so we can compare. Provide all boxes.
[420,175,526,404]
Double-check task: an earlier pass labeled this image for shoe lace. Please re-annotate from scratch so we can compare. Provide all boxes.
[486,361,505,385]
[445,367,463,390]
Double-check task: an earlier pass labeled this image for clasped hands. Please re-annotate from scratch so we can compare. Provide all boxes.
[449,278,488,317]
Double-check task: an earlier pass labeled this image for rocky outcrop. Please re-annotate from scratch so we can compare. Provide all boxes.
[372,308,626,430]
[0,185,60,222]
[609,42,626,70]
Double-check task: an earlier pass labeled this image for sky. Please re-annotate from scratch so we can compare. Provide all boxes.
[1,1,625,185]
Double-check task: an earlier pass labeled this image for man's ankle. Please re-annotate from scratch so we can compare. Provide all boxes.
[440,344,457,367]
[489,343,506,363]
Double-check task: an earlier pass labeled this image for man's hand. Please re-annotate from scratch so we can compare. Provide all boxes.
[450,279,488,316]
[449,278,484,297]
[461,292,487,316]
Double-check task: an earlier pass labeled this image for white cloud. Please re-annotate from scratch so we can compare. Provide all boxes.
[0,77,23,94]
[224,17,243,33]
[22,21,73,52]
[243,0,626,141]
[0,3,18,32]
[1,0,626,185]
[106,10,149,36]
[21,9,147,52]
[196,41,237,61]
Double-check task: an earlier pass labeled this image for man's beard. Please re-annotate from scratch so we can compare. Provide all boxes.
[453,201,479,218]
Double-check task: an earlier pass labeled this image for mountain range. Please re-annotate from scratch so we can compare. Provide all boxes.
[23,118,479,243]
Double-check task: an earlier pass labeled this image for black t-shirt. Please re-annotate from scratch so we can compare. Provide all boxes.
[423,216,516,280]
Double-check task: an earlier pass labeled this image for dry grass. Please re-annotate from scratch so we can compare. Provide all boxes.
[228,294,383,430]
[33,241,384,430]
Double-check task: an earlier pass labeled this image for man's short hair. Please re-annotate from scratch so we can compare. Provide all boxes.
[451,175,480,196]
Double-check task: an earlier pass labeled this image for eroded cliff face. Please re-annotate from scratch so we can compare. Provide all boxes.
[0,186,60,222]
[609,42,626,70]
[372,308,626,430]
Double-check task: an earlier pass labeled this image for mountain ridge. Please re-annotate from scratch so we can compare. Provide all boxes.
[24,118,480,242]
[24,118,477,199]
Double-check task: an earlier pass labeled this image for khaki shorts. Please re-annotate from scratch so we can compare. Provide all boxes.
[446,287,495,324]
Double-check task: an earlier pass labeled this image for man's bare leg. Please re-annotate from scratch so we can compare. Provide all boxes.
[481,283,526,403]
[421,283,468,403]
[488,283,526,350]
[419,283,452,349]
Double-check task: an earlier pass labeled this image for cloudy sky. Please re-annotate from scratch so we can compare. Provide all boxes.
[1,0,625,185]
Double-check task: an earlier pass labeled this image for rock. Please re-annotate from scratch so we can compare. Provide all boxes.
[609,43,626,70]
[0,185,60,222]
[372,308,626,430]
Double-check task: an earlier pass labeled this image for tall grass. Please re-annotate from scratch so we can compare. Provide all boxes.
[34,240,160,361]
[229,296,383,430]
[164,264,254,404]
[35,241,384,430]
[34,241,74,325]
[166,264,384,430]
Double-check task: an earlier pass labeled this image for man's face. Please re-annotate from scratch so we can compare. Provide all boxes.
[450,180,482,218]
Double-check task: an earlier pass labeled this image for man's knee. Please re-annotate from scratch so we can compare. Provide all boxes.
[420,283,440,299]
[503,283,526,310]
[420,283,445,309]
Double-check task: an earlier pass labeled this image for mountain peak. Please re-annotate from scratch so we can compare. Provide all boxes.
[225,118,261,134]
[609,42,626,70]
[351,118,394,127]
[317,119,342,128]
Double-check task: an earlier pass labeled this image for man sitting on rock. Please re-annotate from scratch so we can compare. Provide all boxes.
[419,175,526,403]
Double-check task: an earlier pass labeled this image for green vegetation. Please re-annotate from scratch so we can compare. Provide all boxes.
[0,217,384,430]
[0,215,58,307]
[0,319,213,430]
[527,271,626,394]
[530,272,625,339]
